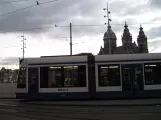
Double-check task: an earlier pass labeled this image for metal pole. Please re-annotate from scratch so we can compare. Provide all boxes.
[23,36,24,59]
[23,33,25,59]
[0,67,1,82]
[108,36,111,54]
[7,63,9,83]
[21,33,26,59]
[107,2,109,27]
[70,23,72,55]
[107,2,111,54]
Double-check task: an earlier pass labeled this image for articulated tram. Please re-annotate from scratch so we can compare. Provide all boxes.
[16,53,161,100]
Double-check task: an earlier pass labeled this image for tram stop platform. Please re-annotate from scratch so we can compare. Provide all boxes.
[26,98,161,106]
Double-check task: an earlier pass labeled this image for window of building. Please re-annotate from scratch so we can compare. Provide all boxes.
[40,65,86,88]
[17,67,26,88]
[144,63,161,85]
[98,65,120,86]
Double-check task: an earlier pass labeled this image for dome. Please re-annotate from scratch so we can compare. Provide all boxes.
[104,26,116,39]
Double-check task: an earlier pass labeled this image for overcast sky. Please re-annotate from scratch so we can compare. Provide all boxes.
[0,0,161,69]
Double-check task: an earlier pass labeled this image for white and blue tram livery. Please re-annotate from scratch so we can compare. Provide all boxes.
[95,53,161,99]
[16,54,95,100]
[16,53,161,100]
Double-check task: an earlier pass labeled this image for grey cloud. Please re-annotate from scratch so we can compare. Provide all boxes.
[112,18,139,32]
[0,57,19,65]
[0,0,133,37]
[107,0,150,17]
[0,1,55,34]
[150,16,161,24]
[109,0,128,15]
[0,0,157,44]
[122,5,150,16]
[146,26,161,39]
[145,26,161,52]
[148,40,161,52]
[148,0,161,8]
[0,0,104,34]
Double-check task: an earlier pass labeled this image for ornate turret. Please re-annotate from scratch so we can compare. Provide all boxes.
[122,21,132,47]
[103,25,117,54]
[99,2,117,55]
[137,24,148,53]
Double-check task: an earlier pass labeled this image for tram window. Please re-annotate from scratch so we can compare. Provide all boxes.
[40,67,64,88]
[40,65,86,88]
[64,65,86,87]
[98,65,120,86]
[17,67,26,88]
[144,63,161,85]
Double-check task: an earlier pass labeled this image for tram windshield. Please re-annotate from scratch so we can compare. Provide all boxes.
[17,67,26,88]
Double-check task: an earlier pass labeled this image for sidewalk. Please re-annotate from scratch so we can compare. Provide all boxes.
[0,93,16,99]
[27,98,161,106]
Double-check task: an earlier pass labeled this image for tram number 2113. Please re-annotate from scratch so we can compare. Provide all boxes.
[58,89,68,91]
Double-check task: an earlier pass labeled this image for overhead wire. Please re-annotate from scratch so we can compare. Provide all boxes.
[0,0,59,17]
[2,21,161,33]
[3,36,155,49]
[2,38,98,49]
[13,26,54,32]
[55,23,161,28]
[2,39,69,49]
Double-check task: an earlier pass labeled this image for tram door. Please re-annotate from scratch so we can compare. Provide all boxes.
[121,64,144,96]
[28,68,39,97]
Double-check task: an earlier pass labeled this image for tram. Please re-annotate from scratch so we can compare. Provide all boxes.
[16,53,95,100]
[95,53,161,99]
[16,53,161,100]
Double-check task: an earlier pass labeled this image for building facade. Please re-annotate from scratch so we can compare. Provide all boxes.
[98,22,149,55]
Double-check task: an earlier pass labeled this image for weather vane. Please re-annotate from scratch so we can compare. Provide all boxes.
[103,2,112,28]
[103,2,112,54]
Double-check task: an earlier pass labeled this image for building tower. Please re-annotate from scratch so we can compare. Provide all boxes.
[100,2,117,54]
[137,25,149,53]
[122,22,133,52]
[103,25,117,54]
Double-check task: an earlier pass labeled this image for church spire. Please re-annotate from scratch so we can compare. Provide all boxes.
[140,23,143,30]
[122,21,132,47]
[123,21,130,36]
[125,21,128,28]
[139,24,145,36]
[137,24,149,53]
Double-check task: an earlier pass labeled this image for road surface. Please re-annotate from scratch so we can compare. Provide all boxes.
[0,99,161,120]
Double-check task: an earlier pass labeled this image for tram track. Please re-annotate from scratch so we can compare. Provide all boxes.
[0,107,102,120]
[1,102,161,120]
[0,103,104,120]
[0,105,161,120]
[1,103,161,114]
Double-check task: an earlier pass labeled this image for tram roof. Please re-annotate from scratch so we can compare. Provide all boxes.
[20,53,93,65]
[95,53,161,62]
[40,53,93,58]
